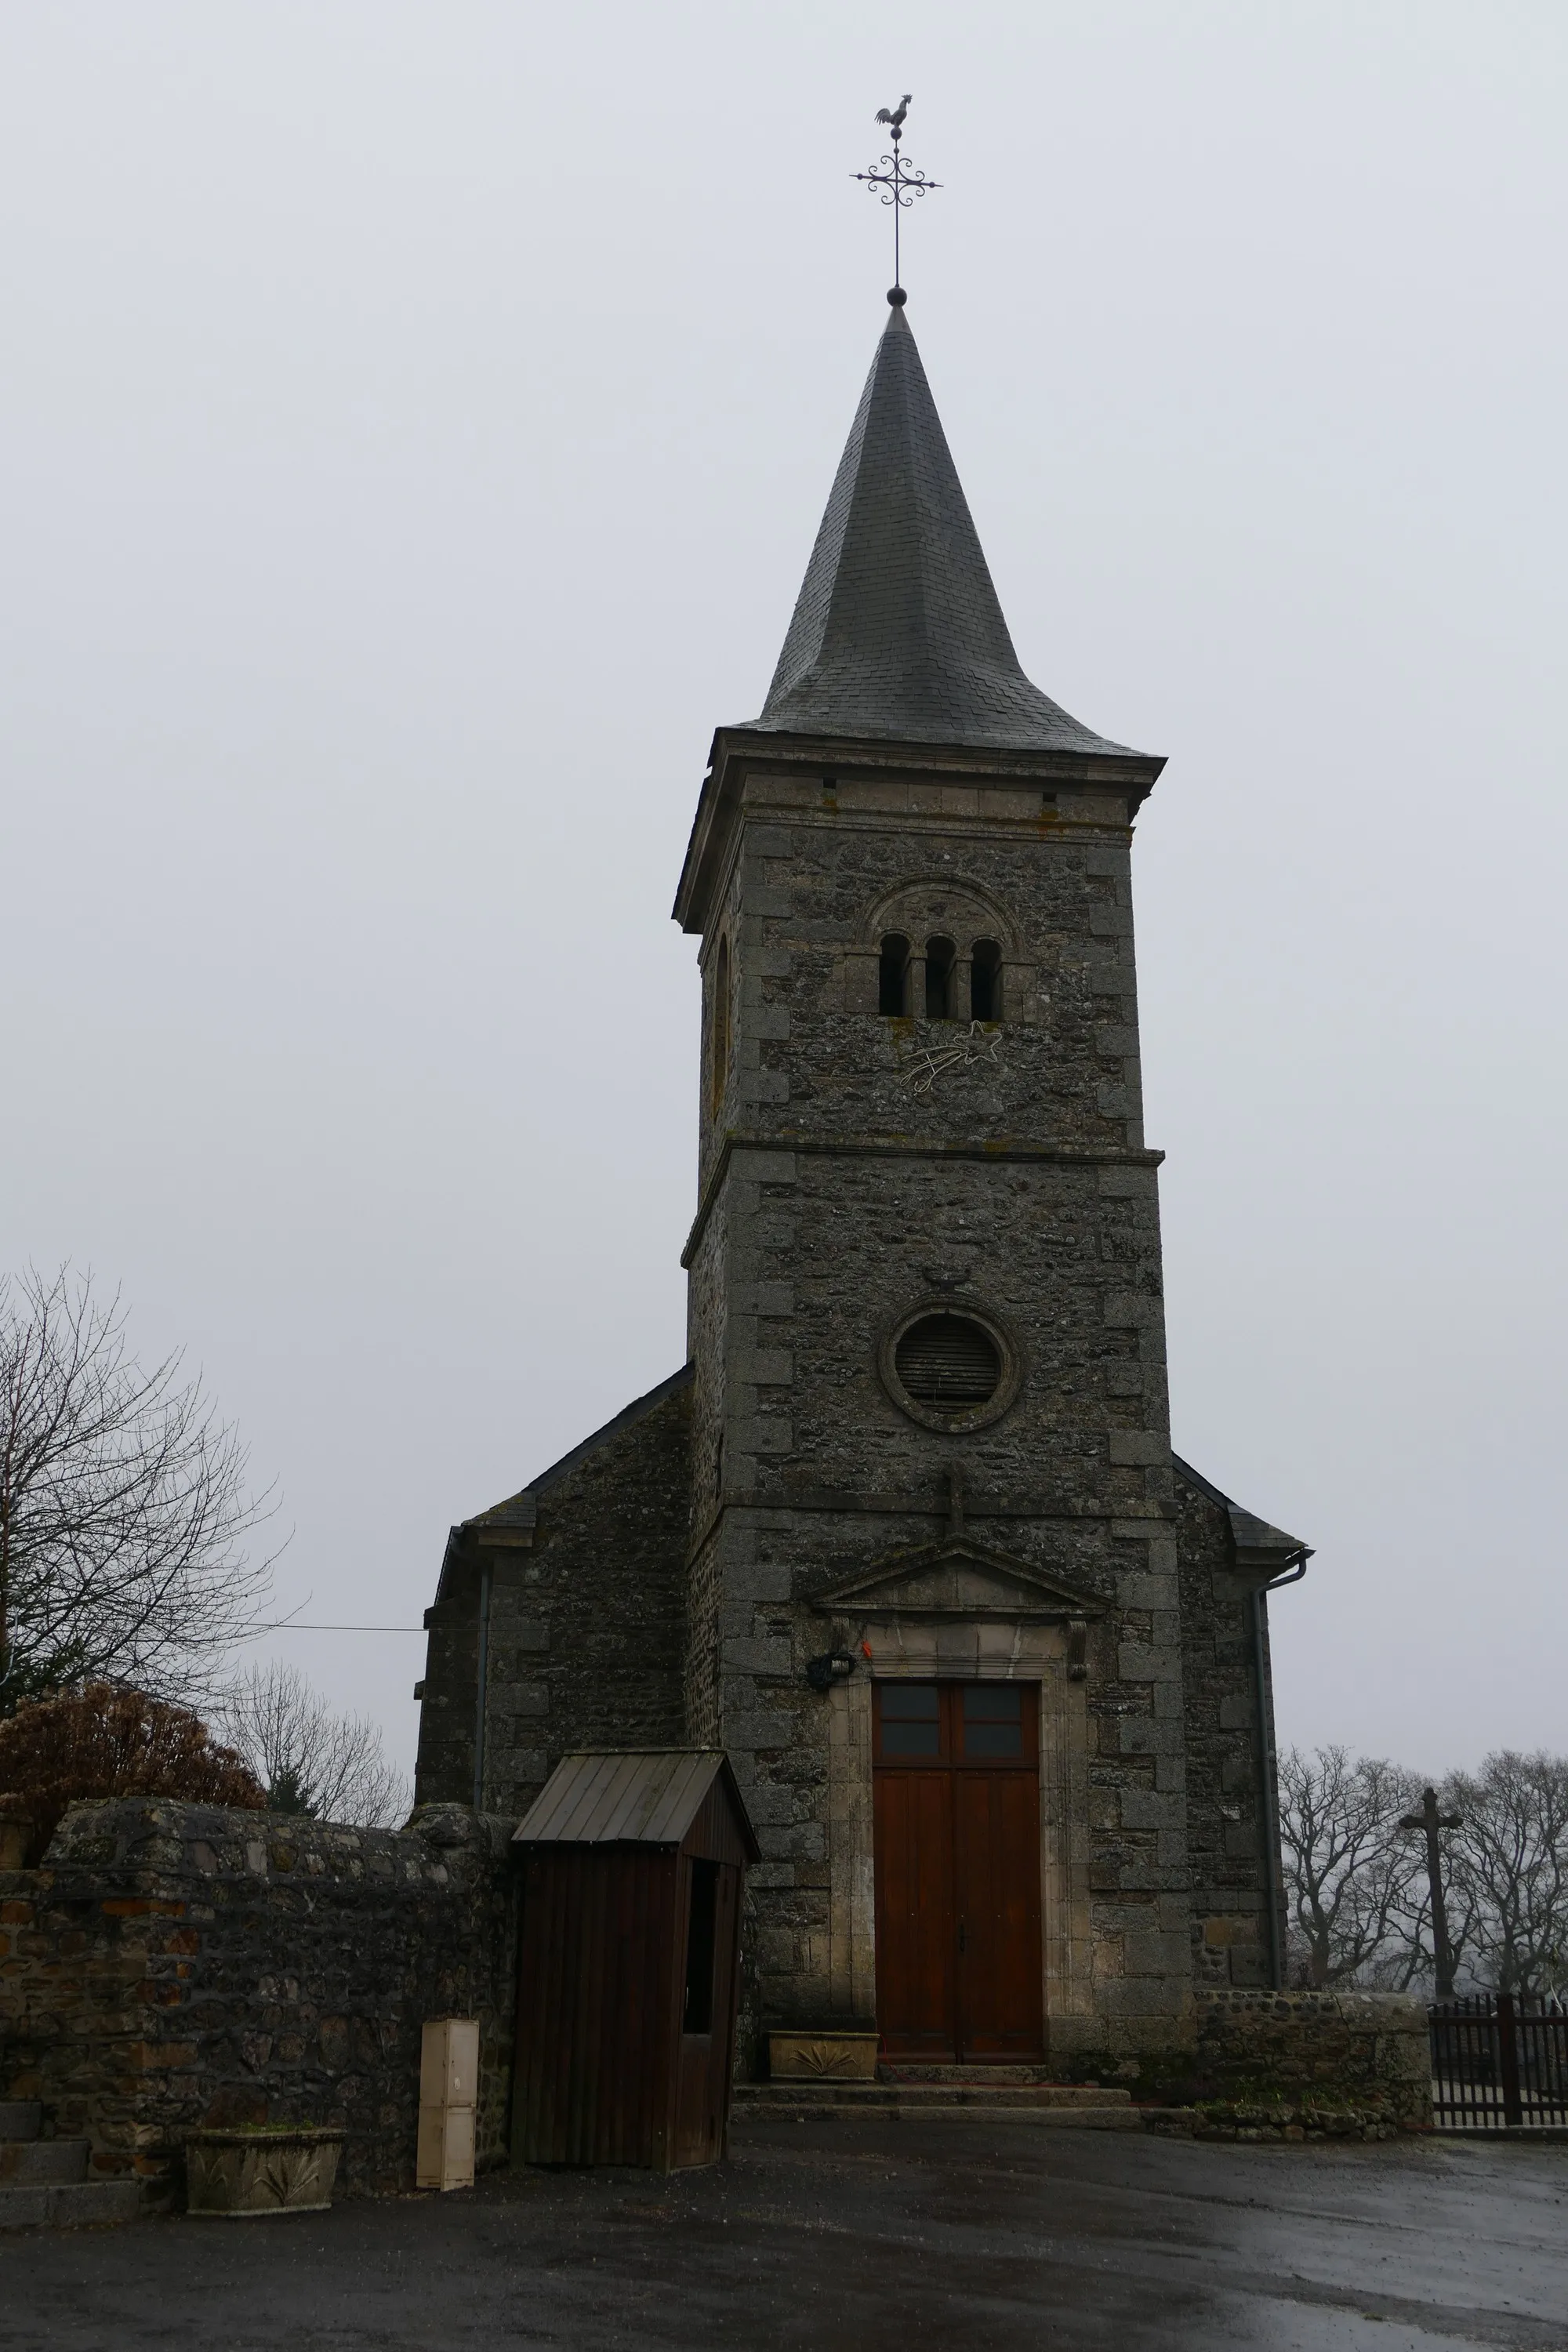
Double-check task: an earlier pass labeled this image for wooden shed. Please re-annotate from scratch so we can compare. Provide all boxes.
[510,1749,760,2171]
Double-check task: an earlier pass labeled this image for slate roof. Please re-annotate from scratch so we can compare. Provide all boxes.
[514,1750,760,1858]
[750,300,1145,757]
[1171,1454,1313,1577]
[433,1363,692,1606]
[468,1364,692,1525]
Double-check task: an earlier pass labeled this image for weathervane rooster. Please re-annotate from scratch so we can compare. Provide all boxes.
[853,96,939,301]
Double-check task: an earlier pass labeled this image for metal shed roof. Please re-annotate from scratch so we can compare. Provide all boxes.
[513,1750,760,1858]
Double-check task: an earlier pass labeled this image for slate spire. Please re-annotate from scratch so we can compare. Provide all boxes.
[753,301,1137,757]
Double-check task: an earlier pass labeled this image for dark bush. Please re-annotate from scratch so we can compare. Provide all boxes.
[0,1682,265,1861]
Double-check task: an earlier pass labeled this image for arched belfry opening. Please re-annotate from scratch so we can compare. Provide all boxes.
[878,933,910,1016]
[923,937,956,1021]
[970,938,1002,1022]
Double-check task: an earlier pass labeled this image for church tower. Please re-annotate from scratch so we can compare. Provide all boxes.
[675,294,1273,2060]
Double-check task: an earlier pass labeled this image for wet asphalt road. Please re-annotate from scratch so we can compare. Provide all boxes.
[2,2117,1565,2352]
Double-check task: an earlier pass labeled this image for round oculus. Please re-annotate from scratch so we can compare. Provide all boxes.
[878,1303,1022,1432]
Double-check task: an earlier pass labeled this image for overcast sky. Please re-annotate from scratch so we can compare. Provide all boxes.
[2,3,1564,1782]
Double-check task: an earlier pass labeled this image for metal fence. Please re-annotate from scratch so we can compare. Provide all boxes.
[1431,1995,1568,2129]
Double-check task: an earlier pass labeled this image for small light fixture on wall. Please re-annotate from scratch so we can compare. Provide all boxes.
[805,1651,856,1692]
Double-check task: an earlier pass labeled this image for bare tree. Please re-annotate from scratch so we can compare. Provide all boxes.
[218,1660,408,1828]
[1445,1752,1568,1998]
[0,1265,276,1708]
[1279,1745,1425,1987]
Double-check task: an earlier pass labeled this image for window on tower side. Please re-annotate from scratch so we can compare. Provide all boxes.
[878,933,910,1016]
[970,938,1003,1023]
[924,936,956,1021]
[711,936,731,1113]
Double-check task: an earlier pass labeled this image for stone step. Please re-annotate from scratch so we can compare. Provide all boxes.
[746,2081,1131,2109]
[0,2180,140,2231]
[879,2060,1123,2098]
[880,2071,1132,2102]
[0,2140,89,2186]
[0,2103,42,2143]
[734,2088,1144,2130]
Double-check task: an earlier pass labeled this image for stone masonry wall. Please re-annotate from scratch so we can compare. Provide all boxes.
[416,1372,693,1822]
[1189,1990,1432,2131]
[1175,1469,1276,1987]
[0,1798,519,2206]
[412,1549,485,1808]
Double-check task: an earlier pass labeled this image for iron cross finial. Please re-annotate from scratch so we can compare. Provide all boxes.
[853,97,941,305]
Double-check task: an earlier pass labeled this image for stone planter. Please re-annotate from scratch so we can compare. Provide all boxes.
[184,2127,344,2217]
[767,2030,880,2082]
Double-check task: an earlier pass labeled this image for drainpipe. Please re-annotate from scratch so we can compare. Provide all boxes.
[471,1557,492,1813]
[1250,1553,1308,1990]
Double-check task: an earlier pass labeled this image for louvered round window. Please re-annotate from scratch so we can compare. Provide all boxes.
[879,1301,1020,1430]
[893,1308,1006,1392]
[893,1313,1001,1406]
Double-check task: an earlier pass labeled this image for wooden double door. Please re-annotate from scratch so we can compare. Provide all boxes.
[873,1680,1044,2062]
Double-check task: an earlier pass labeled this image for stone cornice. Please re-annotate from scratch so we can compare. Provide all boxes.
[682,1490,1172,1571]
[680,1130,1164,1269]
[771,1489,1171,1522]
[673,728,1163,935]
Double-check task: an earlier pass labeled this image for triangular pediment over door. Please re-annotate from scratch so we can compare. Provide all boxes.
[809,1536,1106,1622]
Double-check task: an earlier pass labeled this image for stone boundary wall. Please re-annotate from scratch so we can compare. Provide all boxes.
[0,1797,520,2206]
[1189,1989,1432,2129]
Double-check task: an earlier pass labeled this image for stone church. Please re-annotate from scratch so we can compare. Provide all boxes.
[414,293,1311,2068]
